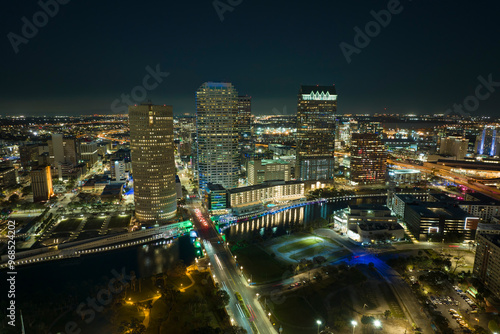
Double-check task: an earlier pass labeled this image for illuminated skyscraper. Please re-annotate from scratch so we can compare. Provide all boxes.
[237,95,253,158]
[196,82,239,191]
[129,102,177,223]
[296,85,337,182]
[31,166,53,202]
[349,133,387,184]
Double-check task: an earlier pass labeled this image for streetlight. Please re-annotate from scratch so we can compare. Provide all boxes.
[351,320,357,334]
[316,320,322,334]
[373,319,381,329]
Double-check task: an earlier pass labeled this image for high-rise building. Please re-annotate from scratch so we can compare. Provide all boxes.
[440,136,469,159]
[237,95,253,158]
[473,232,500,299]
[349,133,387,184]
[80,141,99,168]
[19,144,40,170]
[196,82,240,191]
[248,159,291,185]
[50,133,64,167]
[63,137,80,166]
[111,159,126,181]
[296,85,337,182]
[48,135,80,167]
[31,166,53,202]
[129,102,177,223]
[475,126,500,157]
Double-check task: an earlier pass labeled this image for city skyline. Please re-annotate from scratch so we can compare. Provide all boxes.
[3,1,500,333]
[2,1,500,117]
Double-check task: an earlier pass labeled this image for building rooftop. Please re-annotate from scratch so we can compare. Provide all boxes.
[358,222,403,231]
[101,183,123,196]
[300,85,336,95]
[206,183,226,191]
[349,204,391,212]
[408,203,469,220]
[479,233,500,248]
[391,169,421,174]
[228,180,303,194]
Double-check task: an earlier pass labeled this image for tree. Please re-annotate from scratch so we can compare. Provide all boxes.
[472,325,489,334]
[383,309,391,319]
[22,185,32,196]
[9,193,19,203]
[217,289,230,307]
[361,315,375,325]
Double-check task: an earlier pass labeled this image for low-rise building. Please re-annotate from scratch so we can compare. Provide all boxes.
[205,183,228,213]
[334,204,401,243]
[405,204,479,241]
[81,175,110,194]
[100,183,124,203]
[388,169,421,185]
[348,222,404,244]
[228,180,304,208]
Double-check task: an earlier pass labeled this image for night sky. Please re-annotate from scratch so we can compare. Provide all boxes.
[2,0,500,117]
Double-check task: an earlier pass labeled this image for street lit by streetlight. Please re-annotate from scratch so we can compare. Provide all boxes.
[316,320,322,334]
[351,320,357,334]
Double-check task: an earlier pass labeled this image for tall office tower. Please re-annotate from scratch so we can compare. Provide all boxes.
[111,159,126,181]
[19,144,40,170]
[129,102,177,223]
[349,133,387,184]
[50,133,64,167]
[80,141,99,168]
[475,126,500,157]
[237,95,253,158]
[48,135,80,167]
[335,121,351,148]
[63,137,80,166]
[440,136,469,159]
[196,82,240,190]
[296,85,337,182]
[31,166,54,202]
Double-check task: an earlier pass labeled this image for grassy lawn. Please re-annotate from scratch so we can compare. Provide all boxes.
[53,218,82,232]
[108,215,131,228]
[83,217,106,230]
[233,243,289,284]
[277,237,323,253]
[289,244,333,261]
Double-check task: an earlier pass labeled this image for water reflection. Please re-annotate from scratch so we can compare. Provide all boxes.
[225,196,387,242]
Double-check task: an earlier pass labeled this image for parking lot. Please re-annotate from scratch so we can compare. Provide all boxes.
[428,284,478,332]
